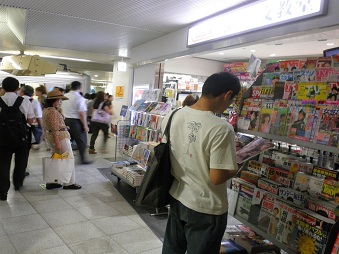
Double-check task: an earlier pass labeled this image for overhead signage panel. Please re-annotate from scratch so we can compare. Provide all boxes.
[187,0,327,47]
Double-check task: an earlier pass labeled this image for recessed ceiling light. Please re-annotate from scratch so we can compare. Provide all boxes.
[94,75,98,77]
[249,49,256,52]
[219,52,225,55]
[327,43,335,46]
[269,54,276,57]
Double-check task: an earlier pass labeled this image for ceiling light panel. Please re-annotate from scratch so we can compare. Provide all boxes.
[0,0,252,33]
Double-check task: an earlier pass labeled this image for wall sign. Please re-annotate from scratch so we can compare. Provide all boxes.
[187,0,327,47]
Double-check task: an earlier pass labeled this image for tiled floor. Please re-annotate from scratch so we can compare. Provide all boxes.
[0,135,163,254]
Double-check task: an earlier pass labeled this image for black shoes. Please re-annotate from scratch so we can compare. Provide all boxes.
[46,183,63,190]
[81,160,93,165]
[0,193,7,201]
[14,184,22,191]
[25,172,30,176]
[63,184,82,190]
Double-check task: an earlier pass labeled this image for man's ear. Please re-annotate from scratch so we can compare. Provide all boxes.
[224,90,233,101]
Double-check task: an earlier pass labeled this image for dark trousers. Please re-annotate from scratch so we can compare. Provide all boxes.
[0,143,29,194]
[65,118,87,163]
[89,121,109,149]
[162,198,228,254]
[31,126,43,144]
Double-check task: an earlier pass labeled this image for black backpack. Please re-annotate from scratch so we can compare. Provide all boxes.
[0,96,29,148]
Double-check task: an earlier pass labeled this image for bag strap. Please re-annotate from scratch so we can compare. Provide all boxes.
[13,96,24,108]
[163,108,180,142]
[0,97,8,109]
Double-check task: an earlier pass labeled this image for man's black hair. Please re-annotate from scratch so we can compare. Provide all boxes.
[90,93,96,100]
[202,72,241,99]
[2,77,20,92]
[71,81,81,90]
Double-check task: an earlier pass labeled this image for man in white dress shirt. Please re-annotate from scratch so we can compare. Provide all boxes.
[0,77,34,200]
[20,85,43,176]
[61,81,91,164]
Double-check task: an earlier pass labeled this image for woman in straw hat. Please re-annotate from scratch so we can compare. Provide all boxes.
[42,90,81,190]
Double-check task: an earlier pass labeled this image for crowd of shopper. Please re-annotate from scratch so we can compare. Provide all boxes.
[0,78,114,200]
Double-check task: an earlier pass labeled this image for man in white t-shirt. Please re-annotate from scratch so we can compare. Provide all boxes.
[162,72,241,254]
[61,81,90,164]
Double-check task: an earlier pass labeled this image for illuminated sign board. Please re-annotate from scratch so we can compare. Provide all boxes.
[187,0,327,46]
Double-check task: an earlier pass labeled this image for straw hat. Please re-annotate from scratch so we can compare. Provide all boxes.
[46,90,69,100]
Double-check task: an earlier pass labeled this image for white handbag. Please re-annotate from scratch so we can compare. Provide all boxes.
[91,102,111,124]
[42,157,74,183]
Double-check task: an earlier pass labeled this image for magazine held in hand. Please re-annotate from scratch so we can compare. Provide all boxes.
[236,137,275,164]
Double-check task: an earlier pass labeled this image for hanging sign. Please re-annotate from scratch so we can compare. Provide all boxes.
[187,0,327,46]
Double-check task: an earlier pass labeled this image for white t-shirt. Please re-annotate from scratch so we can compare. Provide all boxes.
[0,92,34,120]
[61,91,87,119]
[162,107,238,215]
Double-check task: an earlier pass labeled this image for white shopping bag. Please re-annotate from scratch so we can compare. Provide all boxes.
[42,157,74,183]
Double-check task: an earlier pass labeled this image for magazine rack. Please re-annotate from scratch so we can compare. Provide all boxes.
[232,57,339,254]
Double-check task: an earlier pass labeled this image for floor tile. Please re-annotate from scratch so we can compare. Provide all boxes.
[0,235,17,254]
[0,202,37,219]
[82,182,115,193]
[0,214,49,235]
[69,236,129,254]
[110,228,163,254]
[35,245,74,254]
[91,215,142,235]
[54,221,106,244]
[40,209,88,227]
[56,188,90,198]
[0,224,6,237]
[92,190,124,203]
[77,203,121,220]
[107,200,137,215]
[21,190,60,202]
[9,228,64,254]
[64,194,104,208]
[139,247,162,254]
[128,214,149,228]
[0,192,27,206]
[76,175,104,185]
[31,197,73,213]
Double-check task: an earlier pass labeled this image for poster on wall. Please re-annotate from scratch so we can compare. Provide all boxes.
[115,86,124,100]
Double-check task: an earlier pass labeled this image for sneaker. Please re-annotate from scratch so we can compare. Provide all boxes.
[88,149,97,154]
[63,184,82,190]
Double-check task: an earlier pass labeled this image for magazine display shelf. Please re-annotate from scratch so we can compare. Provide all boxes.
[237,129,339,154]
[111,166,143,189]
[233,215,296,254]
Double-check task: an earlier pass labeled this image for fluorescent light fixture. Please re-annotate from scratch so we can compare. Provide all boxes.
[0,50,20,54]
[249,49,256,52]
[117,61,127,72]
[118,49,128,57]
[187,0,326,46]
[269,53,276,56]
[40,55,91,62]
[219,52,225,55]
[94,74,98,77]
[327,43,335,46]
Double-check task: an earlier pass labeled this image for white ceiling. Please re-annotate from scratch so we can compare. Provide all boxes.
[0,0,338,76]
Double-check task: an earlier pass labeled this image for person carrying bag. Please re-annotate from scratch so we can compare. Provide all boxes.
[42,91,81,190]
[89,91,112,154]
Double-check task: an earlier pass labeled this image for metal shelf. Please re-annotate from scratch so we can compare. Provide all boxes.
[237,129,339,154]
[233,214,297,254]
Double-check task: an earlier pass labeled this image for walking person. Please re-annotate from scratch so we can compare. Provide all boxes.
[161,72,241,254]
[0,77,34,200]
[89,91,112,154]
[61,81,91,164]
[43,90,81,190]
